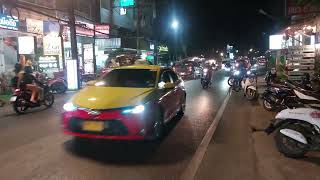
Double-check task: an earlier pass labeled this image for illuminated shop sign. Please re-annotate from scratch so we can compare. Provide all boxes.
[120,0,135,7]
[158,45,169,52]
[0,14,19,30]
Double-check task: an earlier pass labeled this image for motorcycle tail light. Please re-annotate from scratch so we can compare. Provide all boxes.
[189,67,192,72]
[15,89,21,93]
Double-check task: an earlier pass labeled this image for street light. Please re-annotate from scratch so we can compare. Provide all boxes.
[171,20,179,30]
[249,48,253,52]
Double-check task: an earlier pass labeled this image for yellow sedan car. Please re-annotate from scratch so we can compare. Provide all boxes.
[62,65,186,141]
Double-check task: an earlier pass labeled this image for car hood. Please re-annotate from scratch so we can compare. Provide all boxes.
[72,86,155,110]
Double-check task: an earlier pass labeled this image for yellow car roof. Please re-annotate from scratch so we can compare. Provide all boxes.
[116,65,161,71]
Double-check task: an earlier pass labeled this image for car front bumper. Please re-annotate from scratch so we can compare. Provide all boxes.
[62,108,155,140]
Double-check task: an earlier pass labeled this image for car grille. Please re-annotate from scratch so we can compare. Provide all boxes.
[68,118,129,136]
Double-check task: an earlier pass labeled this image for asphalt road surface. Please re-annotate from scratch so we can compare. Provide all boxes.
[0,71,230,180]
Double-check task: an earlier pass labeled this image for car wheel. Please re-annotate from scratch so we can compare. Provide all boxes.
[178,95,186,115]
[152,108,165,141]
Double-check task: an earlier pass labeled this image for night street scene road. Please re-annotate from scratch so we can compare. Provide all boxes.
[2,0,320,180]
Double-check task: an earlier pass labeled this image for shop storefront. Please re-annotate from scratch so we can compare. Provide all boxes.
[269,17,319,81]
[62,21,110,75]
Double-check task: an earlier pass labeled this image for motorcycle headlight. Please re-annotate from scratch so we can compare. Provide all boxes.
[203,68,208,73]
[247,71,251,75]
[234,70,240,76]
[122,105,145,114]
[63,102,78,112]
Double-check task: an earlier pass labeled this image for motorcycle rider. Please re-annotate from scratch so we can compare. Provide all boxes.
[203,63,213,82]
[21,66,43,103]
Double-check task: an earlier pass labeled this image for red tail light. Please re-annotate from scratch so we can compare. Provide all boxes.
[189,67,192,72]
[14,89,21,95]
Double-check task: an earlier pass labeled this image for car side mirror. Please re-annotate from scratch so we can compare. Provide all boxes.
[86,80,96,86]
[158,82,175,89]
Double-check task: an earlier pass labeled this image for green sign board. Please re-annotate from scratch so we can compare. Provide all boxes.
[120,0,135,7]
[158,46,169,52]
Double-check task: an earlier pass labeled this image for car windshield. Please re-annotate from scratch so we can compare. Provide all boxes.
[97,69,157,88]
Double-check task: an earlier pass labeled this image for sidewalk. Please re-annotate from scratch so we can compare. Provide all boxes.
[194,92,320,180]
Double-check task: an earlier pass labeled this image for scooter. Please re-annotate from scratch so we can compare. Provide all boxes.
[10,84,54,114]
[201,68,211,89]
[265,108,320,158]
[241,70,258,101]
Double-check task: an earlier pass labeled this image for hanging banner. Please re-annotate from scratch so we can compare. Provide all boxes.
[43,35,61,55]
[96,24,110,38]
[26,18,43,34]
[18,36,35,54]
[76,22,94,36]
[43,21,60,36]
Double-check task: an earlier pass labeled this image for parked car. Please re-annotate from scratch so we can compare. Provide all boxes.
[62,65,186,141]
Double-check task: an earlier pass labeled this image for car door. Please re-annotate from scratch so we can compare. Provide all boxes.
[168,70,183,113]
[159,70,176,123]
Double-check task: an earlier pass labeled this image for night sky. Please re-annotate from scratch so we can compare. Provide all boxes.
[162,0,285,55]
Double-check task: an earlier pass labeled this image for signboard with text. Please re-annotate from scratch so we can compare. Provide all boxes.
[26,18,43,34]
[96,24,110,38]
[120,0,135,7]
[287,0,320,16]
[0,14,19,30]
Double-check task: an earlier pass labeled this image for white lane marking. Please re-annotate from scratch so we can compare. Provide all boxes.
[180,91,231,180]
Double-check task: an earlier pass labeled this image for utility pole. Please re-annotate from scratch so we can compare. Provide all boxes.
[136,0,140,51]
[68,0,80,89]
[92,0,97,74]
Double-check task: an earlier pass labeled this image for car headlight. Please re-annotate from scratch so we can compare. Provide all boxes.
[234,70,240,76]
[122,105,145,114]
[247,71,251,75]
[63,102,78,112]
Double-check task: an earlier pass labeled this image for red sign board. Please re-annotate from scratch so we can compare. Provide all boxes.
[287,0,320,16]
[96,25,110,38]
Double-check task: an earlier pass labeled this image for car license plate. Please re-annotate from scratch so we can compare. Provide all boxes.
[82,121,104,132]
[10,96,17,102]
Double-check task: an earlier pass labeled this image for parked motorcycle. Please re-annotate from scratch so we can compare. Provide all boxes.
[265,68,277,85]
[10,84,54,114]
[201,68,211,89]
[47,77,67,94]
[241,71,258,100]
[35,72,67,94]
[265,108,320,158]
[261,81,320,111]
